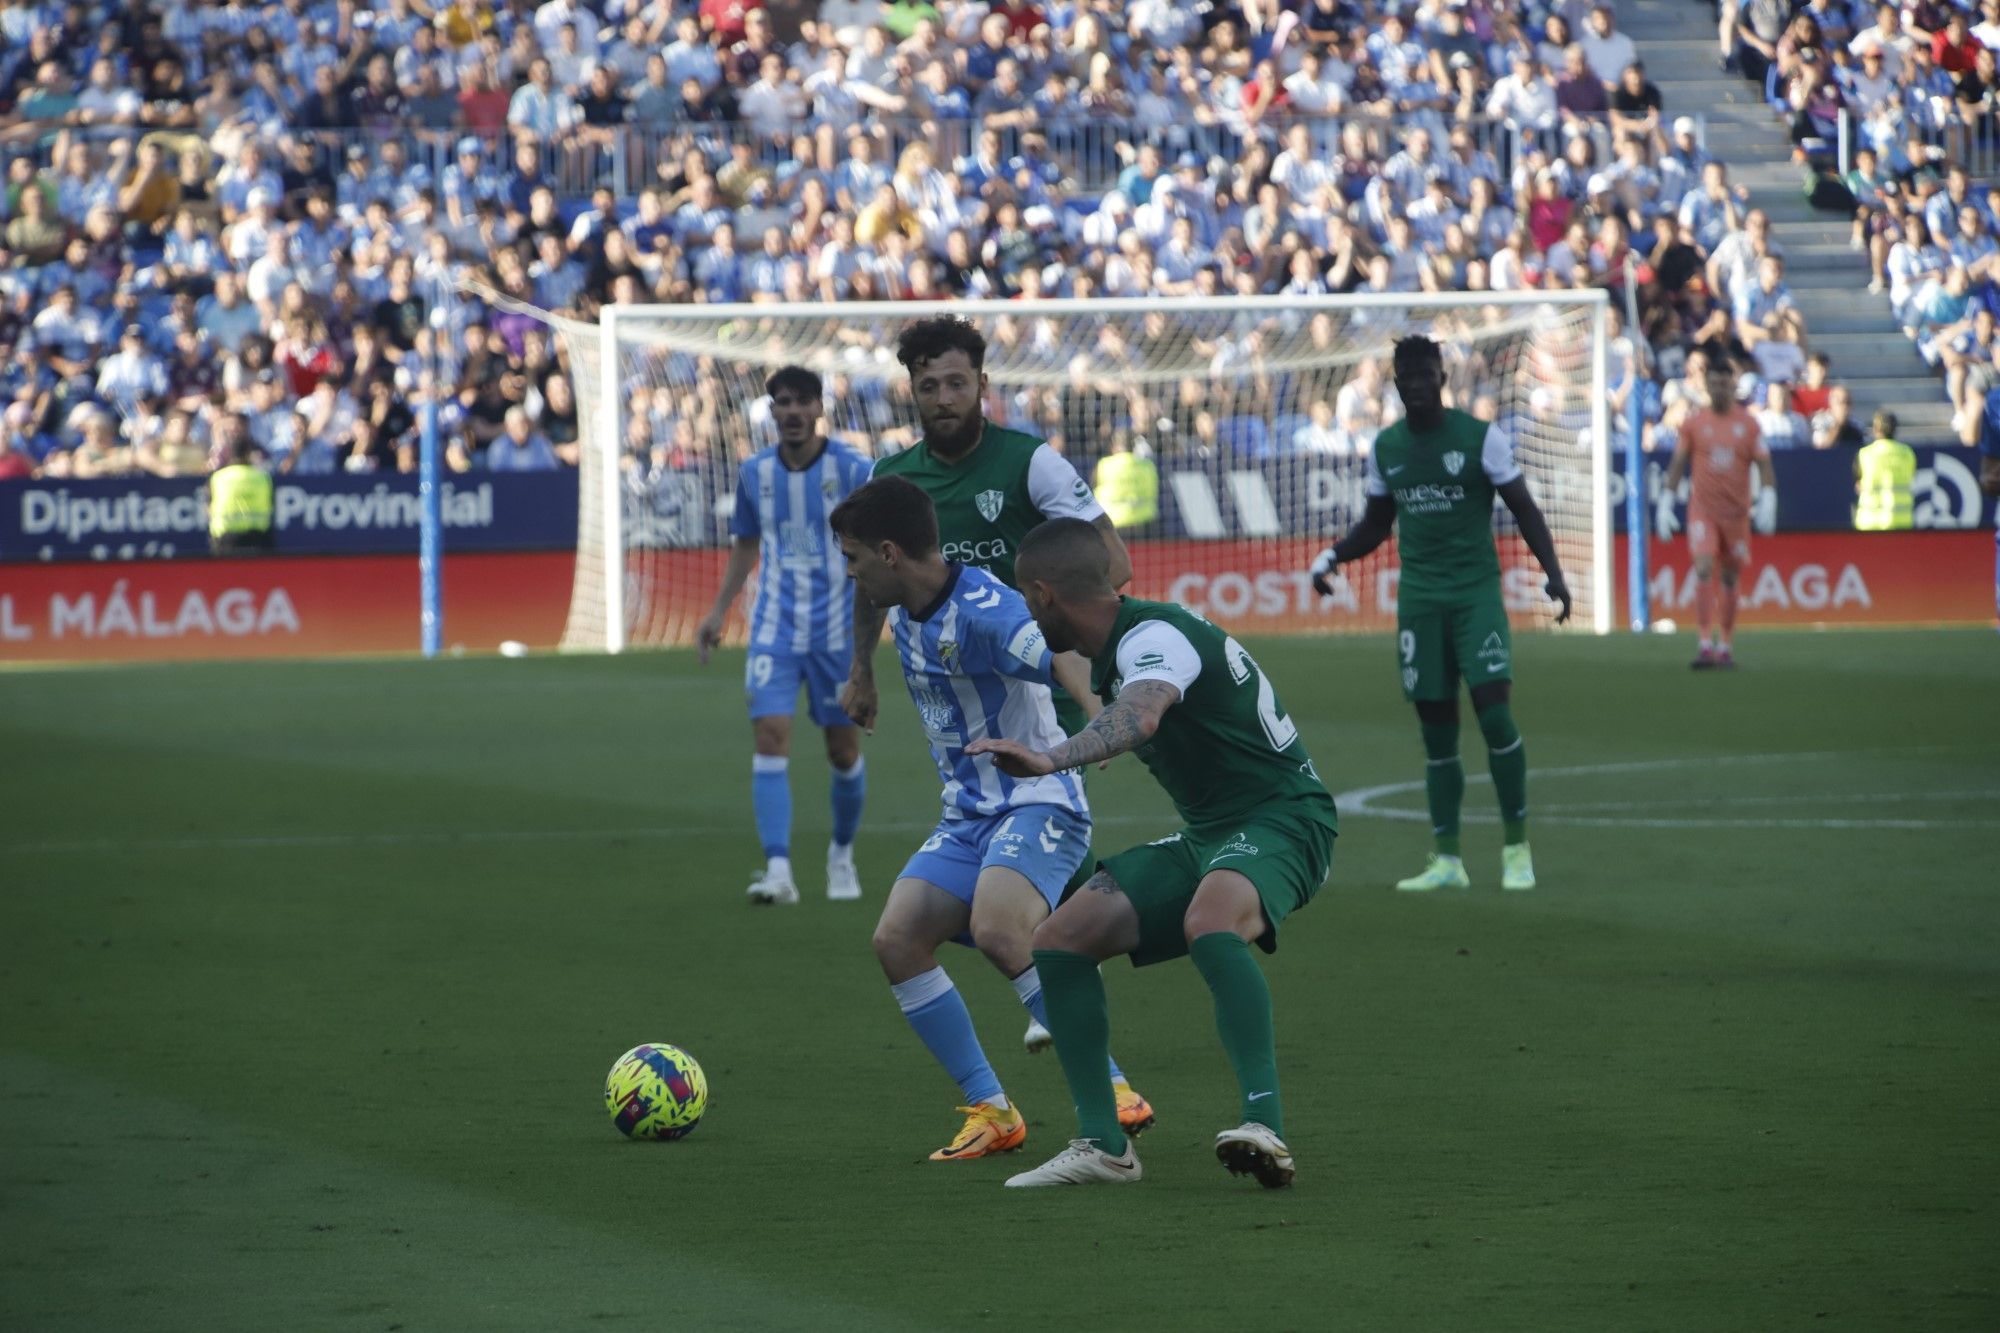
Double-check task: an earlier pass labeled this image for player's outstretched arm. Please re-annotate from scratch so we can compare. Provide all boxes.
[696,537,760,664]
[1496,477,1571,624]
[840,583,888,733]
[1310,494,1397,596]
[968,680,1181,777]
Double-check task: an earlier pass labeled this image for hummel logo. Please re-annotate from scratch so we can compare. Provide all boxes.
[1039,817,1065,854]
[965,586,1003,610]
[1247,1091,1275,1102]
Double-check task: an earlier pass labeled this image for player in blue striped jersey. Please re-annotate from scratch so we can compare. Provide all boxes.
[829,476,1154,1162]
[697,367,875,905]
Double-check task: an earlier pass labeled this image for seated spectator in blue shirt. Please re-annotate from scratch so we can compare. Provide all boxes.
[487,406,559,471]
[694,222,746,302]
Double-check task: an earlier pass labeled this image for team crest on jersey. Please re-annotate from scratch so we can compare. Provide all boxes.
[1441,450,1466,477]
[936,637,960,672]
[975,489,1006,522]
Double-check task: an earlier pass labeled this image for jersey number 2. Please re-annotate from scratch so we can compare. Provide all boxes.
[1224,637,1298,752]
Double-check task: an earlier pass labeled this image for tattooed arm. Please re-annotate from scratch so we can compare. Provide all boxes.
[967,680,1182,778]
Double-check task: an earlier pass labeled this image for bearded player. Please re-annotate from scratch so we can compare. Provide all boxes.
[842,314,1141,1067]
[1309,335,1571,893]
[1662,351,1777,669]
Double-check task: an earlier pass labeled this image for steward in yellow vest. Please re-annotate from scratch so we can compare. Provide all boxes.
[208,437,274,553]
[1093,437,1159,531]
[1853,411,1915,531]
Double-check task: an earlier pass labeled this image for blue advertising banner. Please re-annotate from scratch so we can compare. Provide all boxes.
[0,472,580,562]
[3,445,1988,564]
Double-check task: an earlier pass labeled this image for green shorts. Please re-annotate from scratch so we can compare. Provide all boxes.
[1098,799,1336,968]
[1396,591,1512,703]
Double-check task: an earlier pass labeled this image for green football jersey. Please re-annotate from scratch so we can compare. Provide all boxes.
[870,420,1101,591]
[1370,408,1521,609]
[1089,597,1336,831]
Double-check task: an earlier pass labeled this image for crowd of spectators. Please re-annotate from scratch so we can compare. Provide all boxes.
[1724,0,2000,445]
[0,0,1949,489]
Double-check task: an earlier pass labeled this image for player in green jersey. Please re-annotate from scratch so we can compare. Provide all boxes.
[841,315,1132,742]
[841,314,1140,1062]
[1309,334,1571,893]
[966,518,1338,1190]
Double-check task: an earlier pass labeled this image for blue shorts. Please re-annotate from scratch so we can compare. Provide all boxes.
[898,805,1092,911]
[745,647,853,727]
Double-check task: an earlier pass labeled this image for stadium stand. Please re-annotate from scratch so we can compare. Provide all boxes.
[0,0,1977,484]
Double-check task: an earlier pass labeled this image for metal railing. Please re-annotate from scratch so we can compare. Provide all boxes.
[0,109,1705,205]
[1836,105,2000,178]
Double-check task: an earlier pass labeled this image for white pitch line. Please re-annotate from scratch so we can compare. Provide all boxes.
[1537,788,2000,814]
[1336,752,2000,832]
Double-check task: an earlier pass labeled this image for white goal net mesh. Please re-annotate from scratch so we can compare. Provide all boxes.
[539,295,1608,650]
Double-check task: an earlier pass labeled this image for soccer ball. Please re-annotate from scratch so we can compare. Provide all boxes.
[604,1043,708,1140]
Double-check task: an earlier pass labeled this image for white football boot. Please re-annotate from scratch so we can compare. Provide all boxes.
[1215,1122,1296,1188]
[1005,1138,1143,1188]
[826,844,862,901]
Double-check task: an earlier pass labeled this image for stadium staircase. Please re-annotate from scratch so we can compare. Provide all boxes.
[1625,0,1956,441]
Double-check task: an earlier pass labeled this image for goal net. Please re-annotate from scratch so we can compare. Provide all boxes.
[541,294,1611,651]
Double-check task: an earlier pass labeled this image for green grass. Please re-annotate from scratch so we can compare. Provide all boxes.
[3,630,1997,1331]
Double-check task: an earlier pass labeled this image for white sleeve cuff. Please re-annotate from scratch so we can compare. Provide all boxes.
[1026,443,1107,521]
[1113,620,1202,695]
[1481,422,1524,486]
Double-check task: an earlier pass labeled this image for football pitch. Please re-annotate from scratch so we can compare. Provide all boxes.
[3,629,1996,1331]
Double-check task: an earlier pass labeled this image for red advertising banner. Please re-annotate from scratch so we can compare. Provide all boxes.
[3,530,1989,664]
[0,552,573,663]
[1621,530,1995,627]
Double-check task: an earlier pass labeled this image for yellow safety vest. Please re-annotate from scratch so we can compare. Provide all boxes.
[1853,438,1916,531]
[1094,452,1159,529]
[209,463,274,537]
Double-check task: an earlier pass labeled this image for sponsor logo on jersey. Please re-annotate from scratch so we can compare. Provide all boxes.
[942,537,1011,565]
[1442,450,1465,477]
[1393,482,1468,514]
[776,519,824,568]
[1006,622,1046,668]
[911,686,960,739]
[1132,651,1167,672]
[976,489,1006,522]
[1071,478,1090,501]
[1210,831,1261,862]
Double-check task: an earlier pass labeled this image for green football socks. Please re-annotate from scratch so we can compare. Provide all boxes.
[1189,933,1282,1136]
[1478,702,1529,845]
[1032,948,1127,1155]
[1420,718,1464,857]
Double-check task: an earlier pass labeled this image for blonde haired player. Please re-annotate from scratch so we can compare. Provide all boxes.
[1663,350,1778,669]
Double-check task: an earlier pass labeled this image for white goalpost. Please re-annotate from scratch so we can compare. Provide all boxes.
[540,293,1613,652]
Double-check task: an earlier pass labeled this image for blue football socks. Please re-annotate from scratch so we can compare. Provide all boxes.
[893,967,1003,1106]
[751,754,791,860]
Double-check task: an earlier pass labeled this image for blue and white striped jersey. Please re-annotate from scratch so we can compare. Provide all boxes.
[730,440,875,656]
[889,564,1090,822]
